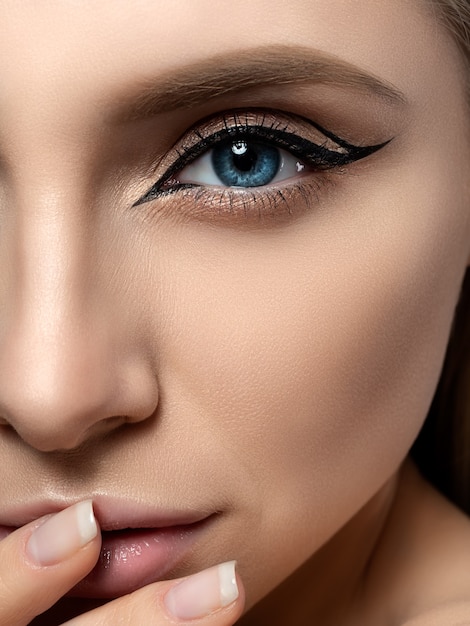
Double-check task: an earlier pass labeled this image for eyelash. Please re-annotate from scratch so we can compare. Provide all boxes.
[134,110,389,224]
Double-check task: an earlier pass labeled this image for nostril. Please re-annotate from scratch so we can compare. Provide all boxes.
[1,416,126,453]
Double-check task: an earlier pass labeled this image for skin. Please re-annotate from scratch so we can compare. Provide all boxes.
[0,0,469,624]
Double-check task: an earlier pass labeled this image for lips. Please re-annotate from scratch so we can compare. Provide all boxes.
[0,497,216,599]
[73,519,211,598]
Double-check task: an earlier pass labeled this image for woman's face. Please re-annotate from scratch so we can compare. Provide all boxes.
[0,0,469,615]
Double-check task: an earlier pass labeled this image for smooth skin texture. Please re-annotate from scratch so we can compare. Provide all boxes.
[0,0,469,624]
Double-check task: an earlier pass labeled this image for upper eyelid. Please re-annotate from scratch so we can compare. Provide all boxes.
[157,109,350,171]
[178,109,350,155]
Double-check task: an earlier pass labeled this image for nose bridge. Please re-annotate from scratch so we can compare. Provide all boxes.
[11,175,92,332]
[0,186,102,441]
[16,185,85,321]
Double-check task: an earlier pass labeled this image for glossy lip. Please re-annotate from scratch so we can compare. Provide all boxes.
[72,516,215,598]
[0,497,218,598]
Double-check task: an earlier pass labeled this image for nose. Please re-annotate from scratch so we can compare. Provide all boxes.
[0,189,158,452]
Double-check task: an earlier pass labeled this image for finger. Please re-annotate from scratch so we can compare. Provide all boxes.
[0,501,101,626]
[66,561,245,625]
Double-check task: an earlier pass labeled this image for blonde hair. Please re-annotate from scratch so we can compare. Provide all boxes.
[431,1,470,71]
[412,0,470,512]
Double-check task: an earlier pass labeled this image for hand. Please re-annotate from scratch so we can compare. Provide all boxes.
[0,501,244,625]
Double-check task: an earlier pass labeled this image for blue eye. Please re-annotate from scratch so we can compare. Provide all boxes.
[177,138,304,188]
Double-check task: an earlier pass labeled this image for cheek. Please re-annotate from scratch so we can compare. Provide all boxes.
[122,138,469,598]
[155,168,467,485]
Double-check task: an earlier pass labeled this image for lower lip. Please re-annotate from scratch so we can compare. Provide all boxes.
[70,519,210,599]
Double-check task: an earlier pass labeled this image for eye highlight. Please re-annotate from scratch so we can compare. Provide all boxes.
[134,109,391,225]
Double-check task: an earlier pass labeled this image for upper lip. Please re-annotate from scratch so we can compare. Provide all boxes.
[0,495,213,531]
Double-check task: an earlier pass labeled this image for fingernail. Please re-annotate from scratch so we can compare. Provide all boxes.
[26,500,97,566]
[165,561,239,621]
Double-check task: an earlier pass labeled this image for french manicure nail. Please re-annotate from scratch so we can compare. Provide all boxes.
[165,561,239,621]
[26,500,97,566]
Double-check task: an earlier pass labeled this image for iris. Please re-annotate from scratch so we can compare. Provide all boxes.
[211,140,280,187]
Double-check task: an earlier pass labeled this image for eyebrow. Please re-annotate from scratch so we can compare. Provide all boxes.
[116,45,407,122]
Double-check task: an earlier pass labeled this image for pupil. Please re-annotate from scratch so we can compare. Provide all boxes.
[231,142,257,172]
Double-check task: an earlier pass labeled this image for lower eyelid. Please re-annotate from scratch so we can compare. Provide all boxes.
[141,174,337,229]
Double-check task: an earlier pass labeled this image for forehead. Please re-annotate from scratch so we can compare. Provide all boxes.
[0,0,464,113]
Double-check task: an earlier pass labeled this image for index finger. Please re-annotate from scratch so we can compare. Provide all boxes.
[0,501,101,626]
